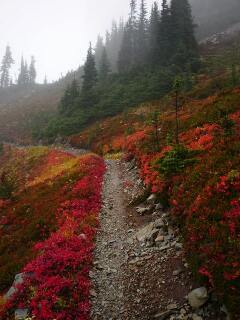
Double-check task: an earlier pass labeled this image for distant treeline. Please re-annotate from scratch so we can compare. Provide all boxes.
[95,0,199,75]
[38,0,200,141]
[0,46,37,88]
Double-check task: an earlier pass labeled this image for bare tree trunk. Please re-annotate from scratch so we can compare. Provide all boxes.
[175,89,179,145]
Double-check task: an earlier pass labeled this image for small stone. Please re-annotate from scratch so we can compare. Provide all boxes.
[154,218,165,229]
[188,287,209,309]
[136,207,151,215]
[173,269,183,276]
[167,303,178,310]
[5,273,26,300]
[155,235,165,243]
[90,289,97,297]
[180,308,186,315]
[15,309,29,320]
[175,242,183,250]
[220,305,231,320]
[147,194,157,204]
[155,203,164,210]
[160,244,170,251]
[136,223,156,242]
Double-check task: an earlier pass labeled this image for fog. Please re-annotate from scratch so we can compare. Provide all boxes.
[1,0,239,83]
[0,0,155,83]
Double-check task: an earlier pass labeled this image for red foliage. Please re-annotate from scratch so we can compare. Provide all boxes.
[0,154,105,320]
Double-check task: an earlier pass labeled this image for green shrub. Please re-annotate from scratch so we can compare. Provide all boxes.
[0,171,16,199]
[156,144,198,177]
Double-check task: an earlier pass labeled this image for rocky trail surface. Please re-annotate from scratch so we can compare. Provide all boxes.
[90,159,229,320]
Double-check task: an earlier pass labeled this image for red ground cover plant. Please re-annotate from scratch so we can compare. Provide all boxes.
[75,88,240,317]
[0,148,105,320]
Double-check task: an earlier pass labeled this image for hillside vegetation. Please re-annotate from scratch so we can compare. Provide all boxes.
[69,81,240,317]
[0,146,105,319]
[0,1,240,318]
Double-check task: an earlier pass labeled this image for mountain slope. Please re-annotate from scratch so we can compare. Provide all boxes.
[190,0,240,39]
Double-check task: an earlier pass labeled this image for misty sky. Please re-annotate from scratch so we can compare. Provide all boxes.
[0,0,155,83]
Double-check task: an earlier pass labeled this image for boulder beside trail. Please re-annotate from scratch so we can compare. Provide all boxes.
[188,287,209,309]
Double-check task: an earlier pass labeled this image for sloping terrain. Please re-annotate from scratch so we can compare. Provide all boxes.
[69,85,240,318]
[0,85,62,143]
[0,145,105,319]
[190,0,240,39]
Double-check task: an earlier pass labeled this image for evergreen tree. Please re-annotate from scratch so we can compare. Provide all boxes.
[81,43,98,108]
[148,2,160,66]
[118,0,138,72]
[99,47,111,80]
[59,78,79,116]
[136,0,148,65]
[29,56,37,84]
[105,20,124,72]
[95,35,104,71]
[44,75,48,85]
[118,21,133,72]
[18,57,29,86]
[170,0,199,69]
[0,45,14,88]
[158,0,172,65]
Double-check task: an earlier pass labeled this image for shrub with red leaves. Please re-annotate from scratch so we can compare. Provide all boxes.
[0,154,105,320]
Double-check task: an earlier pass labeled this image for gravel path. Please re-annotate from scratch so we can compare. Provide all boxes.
[91,160,129,320]
[90,159,228,320]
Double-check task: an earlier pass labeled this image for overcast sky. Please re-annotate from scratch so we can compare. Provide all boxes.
[0,0,155,83]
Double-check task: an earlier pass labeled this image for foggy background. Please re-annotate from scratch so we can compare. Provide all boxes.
[0,0,156,83]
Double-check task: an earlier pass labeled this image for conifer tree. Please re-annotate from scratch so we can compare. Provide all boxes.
[159,0,171,65]
[118,0,138,72]
[118,21,133,72]
[95,35,104,71]
[148,2,160,66]
[136,0,148,65]
[29,56,37,84]
[99,47,111,80]
[0,45,14,88]
[18,57,29,86]
[59,78,79,116]
[105,20,124,72]
[170,0,199,69]
[81,43,98,108]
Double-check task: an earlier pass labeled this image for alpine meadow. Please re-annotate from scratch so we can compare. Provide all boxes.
[0,0,240,319]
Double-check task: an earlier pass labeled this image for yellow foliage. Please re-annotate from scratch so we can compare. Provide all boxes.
[27,158,79,187]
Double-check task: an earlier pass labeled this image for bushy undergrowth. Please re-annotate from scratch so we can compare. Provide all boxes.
[72,87,240,317]
[0,146,105,320]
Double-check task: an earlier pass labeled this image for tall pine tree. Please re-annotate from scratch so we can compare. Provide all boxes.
[59,78,79,116]
[136,0,148,66]
[18,57,29,86]
[0,45,14,88]
[118,0,138,72]
[94,35,104,71]
[158,0,172,65]
[118,21,133,72]
[170,0,199,69]
[148,2,160,66]
[105,20,124,72]
[99,47,111,81]
[81,43,98,108]
[29,56,37,84]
